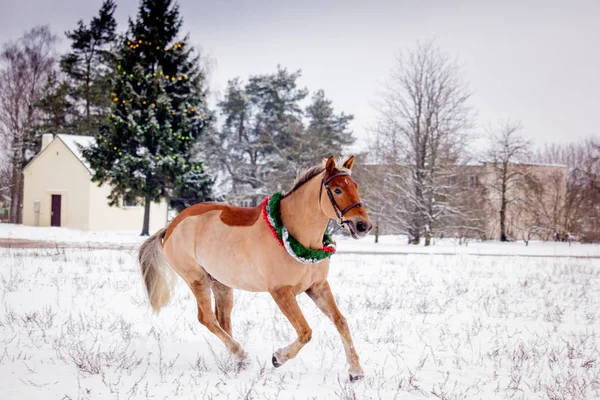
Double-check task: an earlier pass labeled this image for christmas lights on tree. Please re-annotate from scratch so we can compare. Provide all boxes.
[83,0,213,235]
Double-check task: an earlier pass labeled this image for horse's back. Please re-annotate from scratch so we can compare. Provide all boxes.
[162,201,328,293]
[162,201,271,290]
[163,202,261,244]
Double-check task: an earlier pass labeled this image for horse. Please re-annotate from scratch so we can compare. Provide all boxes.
[138,155,373,381]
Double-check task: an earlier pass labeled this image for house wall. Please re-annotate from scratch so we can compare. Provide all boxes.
[23,139,91,230]
[87,182,169,233]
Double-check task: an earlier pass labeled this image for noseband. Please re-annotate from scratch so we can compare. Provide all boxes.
[319,171,363,226]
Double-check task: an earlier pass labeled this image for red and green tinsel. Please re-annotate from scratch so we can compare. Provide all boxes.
[262,192,336,264]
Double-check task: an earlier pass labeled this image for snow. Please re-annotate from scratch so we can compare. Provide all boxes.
[466,160,568,168]
[336,234,600,257]
[1,224,599,257]
[55,134,95,172]
[0,224,143,245]
[1,226,600,398]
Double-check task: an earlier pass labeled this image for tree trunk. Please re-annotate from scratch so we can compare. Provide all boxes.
[374,224,379,243]
[17,172,24,223]
[410,226,420,245]
[499,200,507,242]
[9,143,23,224]
[85,75,91,123]
[9,167,20,223]
[499,167,508,242]
[141,190,152,236]
[425,231,431,246]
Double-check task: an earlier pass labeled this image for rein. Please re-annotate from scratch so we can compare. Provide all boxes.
[319,171,363,227]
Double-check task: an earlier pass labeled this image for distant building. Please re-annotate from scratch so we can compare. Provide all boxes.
[355,161,568,241]
[461,162,567,241]
[22,134,168,232]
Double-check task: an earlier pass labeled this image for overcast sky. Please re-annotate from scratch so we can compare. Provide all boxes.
[1,0,599,152]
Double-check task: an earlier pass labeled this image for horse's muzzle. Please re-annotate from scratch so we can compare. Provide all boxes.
[346,219,373,239]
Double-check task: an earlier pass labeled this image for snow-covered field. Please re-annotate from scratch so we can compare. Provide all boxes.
[2,224,600,257]
[1,226,600,399]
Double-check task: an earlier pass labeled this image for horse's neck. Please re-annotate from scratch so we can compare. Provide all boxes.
[280,175,330,250]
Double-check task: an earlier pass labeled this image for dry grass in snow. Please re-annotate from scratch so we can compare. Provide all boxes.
[1,245,599,399]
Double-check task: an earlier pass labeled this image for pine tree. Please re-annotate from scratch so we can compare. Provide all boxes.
[302,89,354,165]
[83,0,213,235]
[205,67,356,205]
[61,0,117,134]
[205,68,308,204]
[35,71,76,134]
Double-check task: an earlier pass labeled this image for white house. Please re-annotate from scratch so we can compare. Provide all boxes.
[22,134,168,232]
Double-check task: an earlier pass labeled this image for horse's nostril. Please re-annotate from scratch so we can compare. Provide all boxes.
[356,222,367,232]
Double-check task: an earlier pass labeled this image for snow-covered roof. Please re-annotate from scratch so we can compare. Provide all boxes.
[23,133,96,174]
[55,134,95,172]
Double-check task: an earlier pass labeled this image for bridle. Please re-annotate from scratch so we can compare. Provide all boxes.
[318,171,363,227]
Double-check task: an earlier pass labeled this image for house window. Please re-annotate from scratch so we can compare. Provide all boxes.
[469,175,479,186]
[122,193,141,207]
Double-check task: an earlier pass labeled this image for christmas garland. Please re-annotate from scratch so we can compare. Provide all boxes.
[262,192,336,264]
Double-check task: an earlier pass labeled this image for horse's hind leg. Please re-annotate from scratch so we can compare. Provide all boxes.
[189,275,245,361]
[269,286,312,367]
[211,280,233,336]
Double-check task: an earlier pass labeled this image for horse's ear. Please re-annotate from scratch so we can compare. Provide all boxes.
[325,156,336,175]
[343,155,355,170]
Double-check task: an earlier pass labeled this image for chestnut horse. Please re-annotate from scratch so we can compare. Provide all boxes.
[138,156,372,380]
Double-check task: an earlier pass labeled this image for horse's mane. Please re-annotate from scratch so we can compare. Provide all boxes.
[284,163,326,197]
[284,159,350,197]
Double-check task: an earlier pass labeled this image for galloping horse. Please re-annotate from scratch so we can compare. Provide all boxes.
[138,156,373,380]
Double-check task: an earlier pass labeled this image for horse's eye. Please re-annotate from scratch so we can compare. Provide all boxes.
[334,188,342,195]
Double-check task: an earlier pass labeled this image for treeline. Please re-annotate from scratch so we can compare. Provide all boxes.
[534,139,600,242]
[362,42,599,244]
[0,0,354,234]
[0,2,597,240]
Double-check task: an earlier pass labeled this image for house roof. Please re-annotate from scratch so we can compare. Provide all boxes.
[23,134,95,174]
[56,134,95,172]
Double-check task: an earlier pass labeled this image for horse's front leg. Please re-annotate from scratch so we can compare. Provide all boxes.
[306,281,364,381]
[269,286,312,367]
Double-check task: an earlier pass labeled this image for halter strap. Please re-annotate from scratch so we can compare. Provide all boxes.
[319,171,363,226]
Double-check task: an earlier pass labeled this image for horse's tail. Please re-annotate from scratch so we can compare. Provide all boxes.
[138,227,175,313]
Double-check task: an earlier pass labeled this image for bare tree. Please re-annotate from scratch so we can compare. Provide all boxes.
[368,41,473,245]
[485,121,533,242]
[535,138,600,242]
[0,26,57,223]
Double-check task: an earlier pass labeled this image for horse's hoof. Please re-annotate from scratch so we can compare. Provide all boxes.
[233,349,247,362]
[272,354,282,368]
[349,372,364,382]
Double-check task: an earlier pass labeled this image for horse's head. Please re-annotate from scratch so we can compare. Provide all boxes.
[320,156,373,239]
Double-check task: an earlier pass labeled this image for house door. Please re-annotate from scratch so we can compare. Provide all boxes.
[51,195,61,227]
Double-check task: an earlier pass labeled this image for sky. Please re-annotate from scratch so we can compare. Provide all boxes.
[1,0,599,153]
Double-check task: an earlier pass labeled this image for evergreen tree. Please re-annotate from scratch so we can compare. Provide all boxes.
[83,0,213,235]
[205,67,355,205]
[303,89,354,164]
[35,71,76,134]
[205,68,308,204]
[246,68,307,190]
[61,0,117,134]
